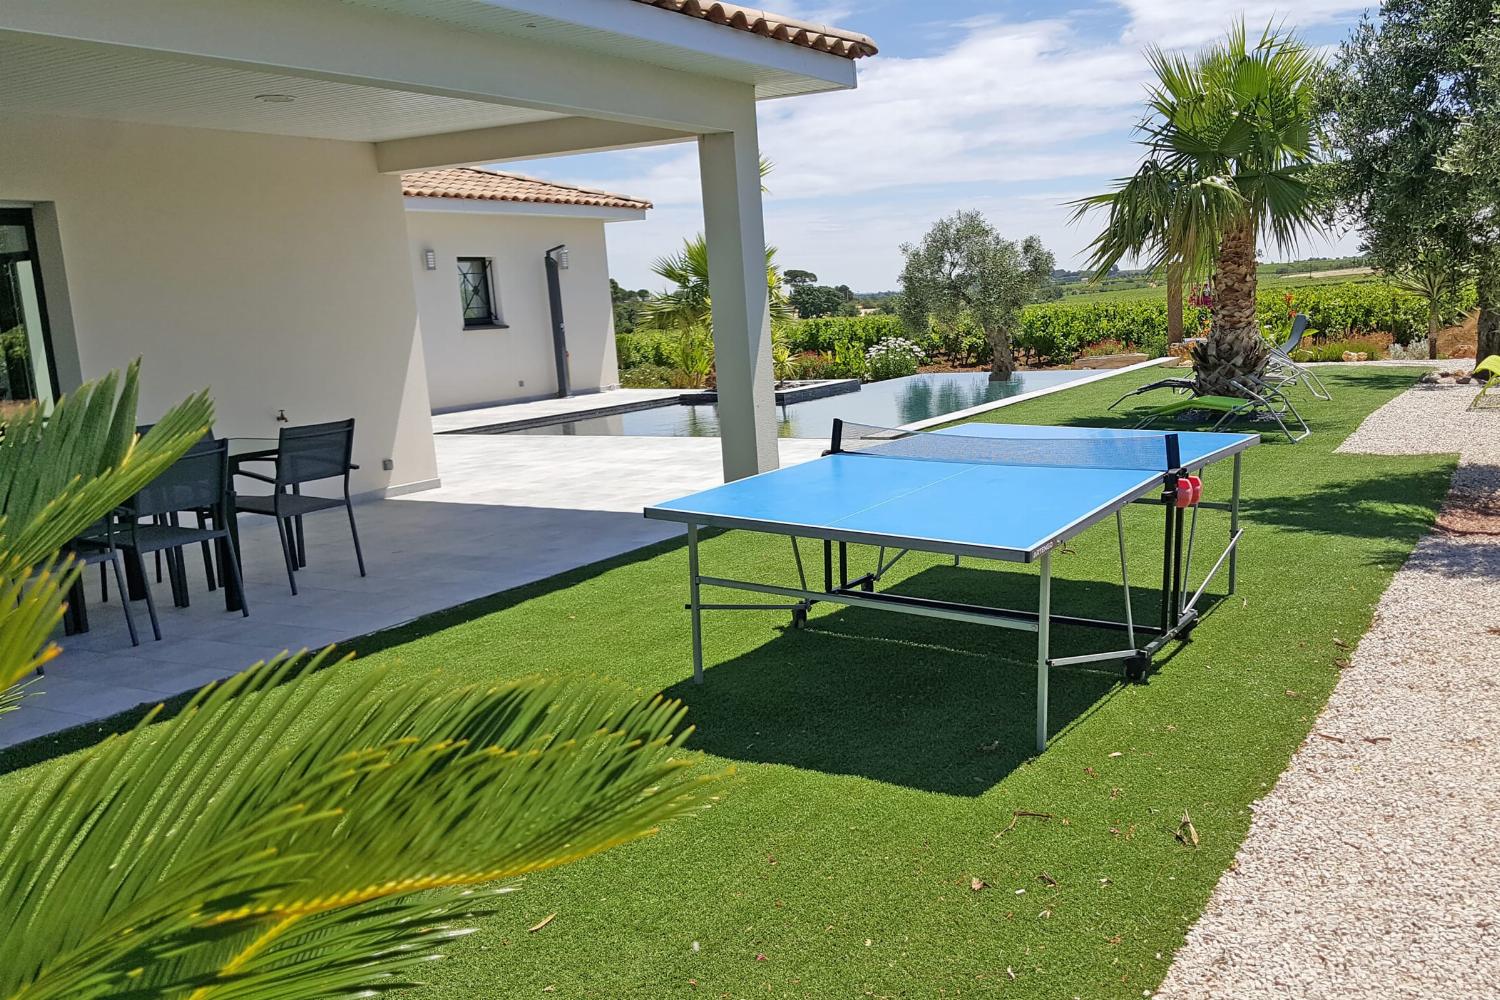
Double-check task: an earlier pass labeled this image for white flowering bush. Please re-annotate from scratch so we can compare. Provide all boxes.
[1386,338,1432,361]
[864,336,926,381]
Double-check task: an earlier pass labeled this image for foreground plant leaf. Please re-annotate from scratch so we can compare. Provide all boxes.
[1,652,719,999]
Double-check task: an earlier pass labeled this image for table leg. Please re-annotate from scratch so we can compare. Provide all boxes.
[1228,452,1242,594]
[688,524,703,683]
[293,484,307,568]
[124,543,148,601]
[63,575,90,636]
[221,500,244,613]
[1036,550,1052,752]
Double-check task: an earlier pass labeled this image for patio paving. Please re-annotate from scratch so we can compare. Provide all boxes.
[12,434,824,749]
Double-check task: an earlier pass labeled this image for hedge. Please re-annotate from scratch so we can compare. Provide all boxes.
[615,279,1477,373]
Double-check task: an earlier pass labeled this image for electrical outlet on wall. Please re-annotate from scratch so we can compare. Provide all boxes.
[382,459,393,471]
[518,379,525,388]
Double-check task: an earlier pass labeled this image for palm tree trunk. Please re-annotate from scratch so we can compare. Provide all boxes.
[988,328,1016,379]
[1166,261,1185,346]
[1192,215,1267,396]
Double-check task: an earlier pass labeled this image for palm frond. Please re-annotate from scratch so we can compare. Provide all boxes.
[0,363,211,695]
[1,652,719,999]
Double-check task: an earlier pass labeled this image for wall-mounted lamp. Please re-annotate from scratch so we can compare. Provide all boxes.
[546,244,570,270]
[422,248,437,271]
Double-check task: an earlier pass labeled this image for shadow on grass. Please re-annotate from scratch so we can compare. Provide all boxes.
[1241,464,1455,560]
[0,532,693,776]
[663,564,1210,796]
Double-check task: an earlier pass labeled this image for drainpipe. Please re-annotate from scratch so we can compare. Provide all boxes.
[544,244,570,399]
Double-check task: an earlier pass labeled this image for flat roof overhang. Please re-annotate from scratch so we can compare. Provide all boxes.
[0,0,861,171]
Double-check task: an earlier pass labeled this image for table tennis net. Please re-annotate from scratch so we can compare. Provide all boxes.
[833,421,1178,472]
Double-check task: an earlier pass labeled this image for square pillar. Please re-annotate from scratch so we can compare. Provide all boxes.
[698,126,778,481]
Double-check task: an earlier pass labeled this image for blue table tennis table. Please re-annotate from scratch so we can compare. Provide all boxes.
[645,419,1257,751]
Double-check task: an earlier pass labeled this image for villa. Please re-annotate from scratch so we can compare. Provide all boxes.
[3,4,1497,1000]
[0,0,877,495]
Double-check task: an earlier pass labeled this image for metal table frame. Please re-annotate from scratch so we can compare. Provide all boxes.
[657,440,1248,753]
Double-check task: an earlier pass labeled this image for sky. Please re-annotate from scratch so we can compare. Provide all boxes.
[499,1,1378,292]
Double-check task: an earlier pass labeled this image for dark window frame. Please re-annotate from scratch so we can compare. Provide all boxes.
[457,256,505,329]
[0,207,61,403]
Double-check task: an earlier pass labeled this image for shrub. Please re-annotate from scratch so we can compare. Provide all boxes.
[1290,337,1389,362]
[619,363,674,388]
[926,312,991,367]
[787,352,836,381]
[615,330,675,368]
[1079,338,1130,358]
[665,326,714,389]
[826,341,867,380]
[864,337,925,381]
[786,315,906,354]
[1386,338,1431,361]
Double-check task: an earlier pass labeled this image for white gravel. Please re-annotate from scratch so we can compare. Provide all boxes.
[1157,368,1500,1000]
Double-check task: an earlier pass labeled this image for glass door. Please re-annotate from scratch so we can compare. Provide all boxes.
[0,208,59,415]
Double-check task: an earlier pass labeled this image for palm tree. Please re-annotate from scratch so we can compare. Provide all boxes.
[0,367,717,998]
[1070,159,1236,345]
[1111,23,1323,394]
[1389,246,1463,360]
[641,233,793,333]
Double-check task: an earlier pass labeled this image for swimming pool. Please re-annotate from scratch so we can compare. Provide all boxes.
[509,370,1101,439]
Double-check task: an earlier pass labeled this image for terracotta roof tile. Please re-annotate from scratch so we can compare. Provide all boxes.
[401,167,652,211]
[629,1,877,59]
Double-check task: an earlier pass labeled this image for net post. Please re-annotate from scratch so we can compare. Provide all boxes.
[1164,432,1182,473]
[826,418,845,457]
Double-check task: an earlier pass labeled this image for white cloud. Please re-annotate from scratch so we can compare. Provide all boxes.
[553,6,1370,288]
[1116,0,1372,47]
[565,17,1152,207]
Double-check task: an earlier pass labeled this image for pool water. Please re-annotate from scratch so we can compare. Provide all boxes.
[512,370,1100,439]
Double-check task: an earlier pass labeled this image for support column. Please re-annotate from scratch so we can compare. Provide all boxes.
[698,124,778,481]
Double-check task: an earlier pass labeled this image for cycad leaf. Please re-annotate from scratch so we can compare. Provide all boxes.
[0,653,719,999]
[0,363,211,695]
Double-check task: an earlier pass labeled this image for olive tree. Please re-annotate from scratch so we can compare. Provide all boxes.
[1319,0,1500,361]
[898,211,1054,378]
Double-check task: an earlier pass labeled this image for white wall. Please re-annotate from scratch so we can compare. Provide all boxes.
[404,209,620,411]
[0,111,438,496]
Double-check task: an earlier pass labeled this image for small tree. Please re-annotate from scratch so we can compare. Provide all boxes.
[642,234,792,332]
[1130,23,1323,395]
[789,284,846,318]
[898,211,1055,379]
[1388,246,1465,359]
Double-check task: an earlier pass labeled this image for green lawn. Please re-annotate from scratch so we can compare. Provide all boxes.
[1,366,1452,998]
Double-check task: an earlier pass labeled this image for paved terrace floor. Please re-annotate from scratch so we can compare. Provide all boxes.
[430,388,683,434]
[13,434,825,749]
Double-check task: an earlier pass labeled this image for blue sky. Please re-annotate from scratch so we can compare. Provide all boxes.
[501,1,1376,292]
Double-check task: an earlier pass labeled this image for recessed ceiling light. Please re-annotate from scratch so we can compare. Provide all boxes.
[254,93,296,103]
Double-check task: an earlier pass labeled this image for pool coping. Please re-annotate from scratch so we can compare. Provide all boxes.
[900,356,1176,431]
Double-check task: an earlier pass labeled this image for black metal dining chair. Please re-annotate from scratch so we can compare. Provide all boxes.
[130,423,222,595]
[100,438,249,639]
[234,419,364,596]
[65,521,142,646]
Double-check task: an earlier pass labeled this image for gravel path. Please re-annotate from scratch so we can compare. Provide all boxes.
[1157,370,1500,1000]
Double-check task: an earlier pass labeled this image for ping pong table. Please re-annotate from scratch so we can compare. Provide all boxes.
[645,420,1257,751]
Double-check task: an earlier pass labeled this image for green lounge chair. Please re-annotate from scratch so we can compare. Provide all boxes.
[1471,355,1500,410]
[1129,377,1310,442]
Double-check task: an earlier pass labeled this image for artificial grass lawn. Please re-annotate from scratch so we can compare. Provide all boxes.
[2,366,1453,998]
